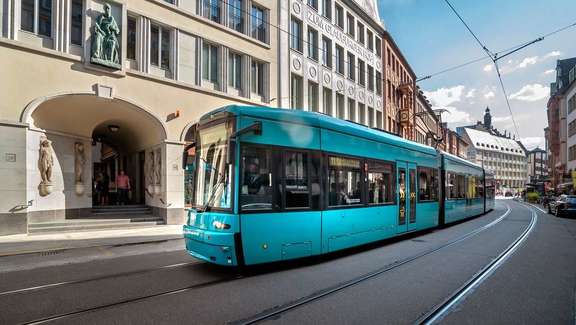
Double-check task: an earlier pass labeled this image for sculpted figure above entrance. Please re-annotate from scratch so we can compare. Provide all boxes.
[91,3,121,69]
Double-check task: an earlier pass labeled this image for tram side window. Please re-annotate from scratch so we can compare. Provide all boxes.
[456,174,466,199]
[367,160,395,204]
[477,178,484,198]
[240,146,275,211]
[418,167,438,201]
[447,172,456,199]
[328,156,362,206]
[284,152,309,209]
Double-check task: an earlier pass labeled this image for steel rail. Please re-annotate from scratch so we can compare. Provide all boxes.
[0,261,201,297]
[418,206,538,324]
[230,205,512,325]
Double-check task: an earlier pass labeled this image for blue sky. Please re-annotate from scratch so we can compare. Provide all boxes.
[377,0,576,149]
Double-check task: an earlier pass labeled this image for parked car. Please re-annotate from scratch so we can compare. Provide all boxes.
[548,195,576,217]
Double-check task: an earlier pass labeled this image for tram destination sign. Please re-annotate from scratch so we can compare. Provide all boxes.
[305,8,376,67]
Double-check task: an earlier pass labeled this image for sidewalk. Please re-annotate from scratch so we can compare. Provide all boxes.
[0,225,183,257]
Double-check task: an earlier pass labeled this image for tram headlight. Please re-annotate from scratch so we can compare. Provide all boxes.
[212,221,231,230]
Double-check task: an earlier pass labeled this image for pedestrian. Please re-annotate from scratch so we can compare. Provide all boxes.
[117,170,131,205]
[100,172,110,206]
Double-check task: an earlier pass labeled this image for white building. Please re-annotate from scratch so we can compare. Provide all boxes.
[278,0,385,128]
[460,127,528,193]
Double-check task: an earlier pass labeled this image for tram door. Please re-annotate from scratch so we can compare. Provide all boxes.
[397,162,417,233]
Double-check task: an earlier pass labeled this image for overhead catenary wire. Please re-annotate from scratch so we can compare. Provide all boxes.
[440,0,524,138]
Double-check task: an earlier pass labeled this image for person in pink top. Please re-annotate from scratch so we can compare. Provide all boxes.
[117,170,131,205]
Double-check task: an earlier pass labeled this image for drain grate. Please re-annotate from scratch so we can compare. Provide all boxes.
[40,249,65,257]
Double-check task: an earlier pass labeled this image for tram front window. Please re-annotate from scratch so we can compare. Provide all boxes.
[193,122,232,210]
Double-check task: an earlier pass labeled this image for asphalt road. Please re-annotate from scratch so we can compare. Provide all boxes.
[0,200,574,325]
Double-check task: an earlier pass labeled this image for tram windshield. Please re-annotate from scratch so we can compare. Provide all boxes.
[193,121,232,210]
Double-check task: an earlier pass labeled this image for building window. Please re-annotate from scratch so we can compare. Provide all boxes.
[291,74,303,108]
[335,4,344,28]
[322,37,332,68]
[348,99,355,121]
[126,16,137,60]
[368,107,374,127]
[335,45,344,74]
[228,0,244,32]
[251,5,266,42]
[290,18,303,52]
[358,60,365,86]
[322,0,332,19]
[228,52,242,89]
[70,0,83,45]
[308,82,319,112]
[21,0,52,37]
[307,0,318,10]
[336,94,345,119]
[202,42,219,84]
[357,22,364,45]
[348,52,355,80]
[323,88,332,115]
[376,71,382,95]
[328,156,362,206]
[376,111,382,129]
[251,60,266,96]
[367,65,374,91]
[346,13,354,37]
[367,30,373,51]
[375,37,382,57]
[307,27,319,60]
[203,0,221,23]
[358,103,365,125]
[151,24,171,70]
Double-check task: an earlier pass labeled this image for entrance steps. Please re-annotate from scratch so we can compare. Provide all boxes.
[28,205,165,235]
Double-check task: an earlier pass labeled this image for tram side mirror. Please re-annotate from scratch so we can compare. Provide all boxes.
[182,142,196,170]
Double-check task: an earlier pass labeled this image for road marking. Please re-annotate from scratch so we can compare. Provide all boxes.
[421,206,538,324]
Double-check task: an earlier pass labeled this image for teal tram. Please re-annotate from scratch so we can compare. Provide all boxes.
[182,105,495,266]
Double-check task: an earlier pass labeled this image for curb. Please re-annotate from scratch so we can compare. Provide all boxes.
[0,237,183,258]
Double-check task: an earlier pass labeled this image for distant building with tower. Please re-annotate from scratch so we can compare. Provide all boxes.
[457,107,528,193]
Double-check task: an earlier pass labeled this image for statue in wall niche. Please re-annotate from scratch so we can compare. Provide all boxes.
[91,3,121,69]
[39,136,54,185]
[74,142,86,184]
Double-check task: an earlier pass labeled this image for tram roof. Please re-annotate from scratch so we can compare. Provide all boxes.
[203,105,438,156]
[441,151,483,171]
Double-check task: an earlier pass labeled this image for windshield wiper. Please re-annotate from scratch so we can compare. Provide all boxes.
[199,171,228,213]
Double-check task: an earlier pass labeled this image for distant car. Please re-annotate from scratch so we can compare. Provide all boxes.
[542,195,556,208]
[548,195,576,217]
[505,192,513,197]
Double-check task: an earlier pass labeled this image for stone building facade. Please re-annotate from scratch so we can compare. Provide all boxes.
[414,89,441,147]
[278,0,385,128]
[0,0,278,235]
[527,147,548,184]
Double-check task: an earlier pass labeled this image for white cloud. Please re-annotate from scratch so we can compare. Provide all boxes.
[436,106,472,124]
[520,137,545,150]
[544,69,555,75]
[484,91,495,99]
[423,85,465,107]
[483,64,493,72]
[518,56,538,68]
[509,84,550,102]
[492,116,512,123]
[465,89,476,98]
[543,50,562,58]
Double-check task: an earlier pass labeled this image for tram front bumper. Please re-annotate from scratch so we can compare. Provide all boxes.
[183,225,239,266]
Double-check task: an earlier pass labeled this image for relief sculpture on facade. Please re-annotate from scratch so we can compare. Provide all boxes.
[146,150,155,196]
[74,142,86,195]
[91,3,121,69]
[154,148,162,194]
[38,136,54,196]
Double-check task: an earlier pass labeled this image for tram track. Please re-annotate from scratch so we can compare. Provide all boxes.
[14,204,512,325]
[418,205,538,324]
[0,260,201,297]
[228,204,513,325]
